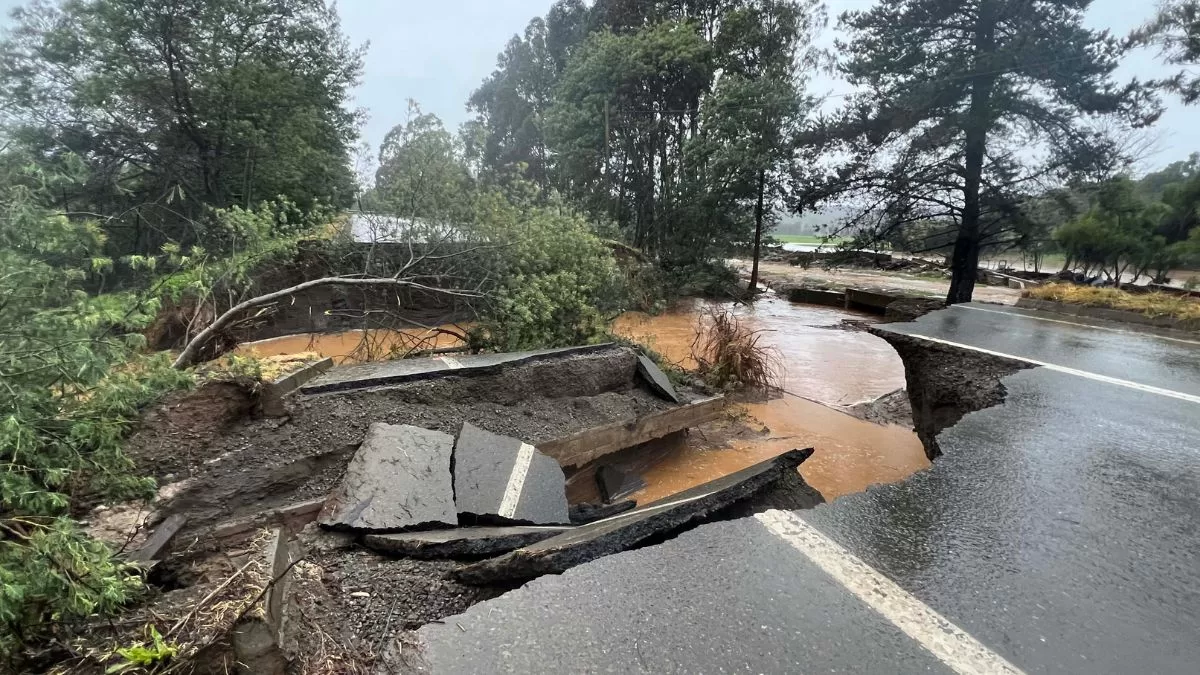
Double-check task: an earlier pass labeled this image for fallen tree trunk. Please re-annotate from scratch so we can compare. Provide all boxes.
[172,276,481,370]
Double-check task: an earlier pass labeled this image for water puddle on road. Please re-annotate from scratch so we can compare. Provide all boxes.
[614,296,930,502]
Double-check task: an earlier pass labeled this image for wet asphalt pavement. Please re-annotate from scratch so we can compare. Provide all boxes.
[404,304,1200,674]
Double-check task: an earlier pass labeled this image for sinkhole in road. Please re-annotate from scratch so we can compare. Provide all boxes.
[605,295,930,503]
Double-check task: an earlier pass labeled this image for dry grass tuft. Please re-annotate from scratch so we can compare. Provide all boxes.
[690,307,782,394]
[1024,283,1200,321]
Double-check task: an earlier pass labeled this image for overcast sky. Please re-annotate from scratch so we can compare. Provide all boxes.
[1,0,1195,170]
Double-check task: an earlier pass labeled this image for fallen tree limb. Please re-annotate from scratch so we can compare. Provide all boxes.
[172,276,483,369]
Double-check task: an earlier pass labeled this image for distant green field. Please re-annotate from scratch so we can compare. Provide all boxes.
[772,234,850,245]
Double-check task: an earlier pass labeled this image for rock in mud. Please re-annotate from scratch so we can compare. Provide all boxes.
[363,526,573,559]
[318,424,456,532]
[636,354,682,403]
[453,423,570,525]
[455,448,816,585]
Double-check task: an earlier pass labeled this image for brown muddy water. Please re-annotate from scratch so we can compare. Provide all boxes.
[235,294,929,503]
[613,295,929,502]
[236,326,464,364]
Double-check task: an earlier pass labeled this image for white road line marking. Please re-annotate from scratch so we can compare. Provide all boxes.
[497,443,535,519]
[954,304,1200,346]
[440,356,464,369]
[754,510,1026,675]
[895,332,1200,405]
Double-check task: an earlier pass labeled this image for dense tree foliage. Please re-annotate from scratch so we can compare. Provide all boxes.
[1132,0,1200,104]
[809,0,1159,303]
[0,0,363,259]
[467,0,824,271]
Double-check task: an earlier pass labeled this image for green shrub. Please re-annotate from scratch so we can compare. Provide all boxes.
[470,193,624,351]
[0,168,192,663]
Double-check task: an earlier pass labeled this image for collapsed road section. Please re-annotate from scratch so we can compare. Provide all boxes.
[106,342,831,673]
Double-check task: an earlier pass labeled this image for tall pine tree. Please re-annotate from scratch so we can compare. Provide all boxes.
[822,0,1158,303]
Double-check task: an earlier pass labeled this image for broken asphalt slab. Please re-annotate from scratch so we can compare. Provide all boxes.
[300,343,619,394]
[363,526,573,559]
[453,423,570,525]
[636,353,682,403]
[454,448,816,585]
[318,424,457,532]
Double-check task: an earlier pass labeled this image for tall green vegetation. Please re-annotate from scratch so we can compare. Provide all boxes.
[811,0,1159,303]
[0,157,192,660]
[1132,0,1200,104]
[0,0,364,663]
[0,0,363,259]
[468,0,824,273]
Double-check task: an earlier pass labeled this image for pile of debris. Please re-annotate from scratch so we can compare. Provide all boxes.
[76,343,827,674]
[247,418,819,673]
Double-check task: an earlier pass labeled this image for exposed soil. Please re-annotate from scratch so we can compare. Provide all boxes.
[129,349,680,543]
[283,529,506,673]
[121,380,257,485]
[845,388,913,428]
[750,260,1022,305]
[870,330,1033,460]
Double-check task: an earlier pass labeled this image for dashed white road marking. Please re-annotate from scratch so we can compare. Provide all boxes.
[497,443,535,519]
[894,332,1200,405]
[754,510,1026,675]
[440,356,464,369]
[954,304,1200,347]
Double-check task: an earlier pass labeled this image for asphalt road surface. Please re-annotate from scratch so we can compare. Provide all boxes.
[400,303,1200,674]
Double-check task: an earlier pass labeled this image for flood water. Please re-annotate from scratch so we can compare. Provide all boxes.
[614,295,929,502]
[237,294,930,503]
[236,326,464,364]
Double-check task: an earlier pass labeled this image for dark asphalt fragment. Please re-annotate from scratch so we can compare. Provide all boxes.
[318,424,457,532]
[455,448,817,585]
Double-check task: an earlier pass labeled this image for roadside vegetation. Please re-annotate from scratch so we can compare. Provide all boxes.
[2,0,1200,669]
[1024,284,1200,321]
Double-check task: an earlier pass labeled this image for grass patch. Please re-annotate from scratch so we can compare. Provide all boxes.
[1024,283,1200,321]
[691,307,781,393]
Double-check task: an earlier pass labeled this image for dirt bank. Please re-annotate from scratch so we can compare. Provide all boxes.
[126,347,681,539]
[870,330,1032,460]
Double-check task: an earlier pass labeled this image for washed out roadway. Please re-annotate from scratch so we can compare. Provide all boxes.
[402,304,1200,674]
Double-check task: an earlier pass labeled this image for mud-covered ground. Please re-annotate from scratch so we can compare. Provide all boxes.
[746,260,1022,305]
[844,388,913,427]
[119,348,689,540]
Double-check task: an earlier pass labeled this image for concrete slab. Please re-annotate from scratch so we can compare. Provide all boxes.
[635,354,682,403]
[538,395,725,468]
[453,423,570,525]
[362,526,572,559]
[455,448,815,584]
[300,344,619,394]
[318,424,456,532]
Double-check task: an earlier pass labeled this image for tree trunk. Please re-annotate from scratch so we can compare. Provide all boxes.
[749,168,766,293]
[171,277,479,370]
[947,0,997,305]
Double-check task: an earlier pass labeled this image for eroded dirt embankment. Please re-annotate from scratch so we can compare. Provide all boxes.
[123,347,677,537]
[869,329,1032,460]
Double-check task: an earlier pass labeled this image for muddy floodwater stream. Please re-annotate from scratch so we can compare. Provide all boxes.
[613,296,929,502]
[238,294,930,503]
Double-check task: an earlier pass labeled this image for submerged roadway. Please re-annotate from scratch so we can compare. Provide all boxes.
[398,302,1200,674]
